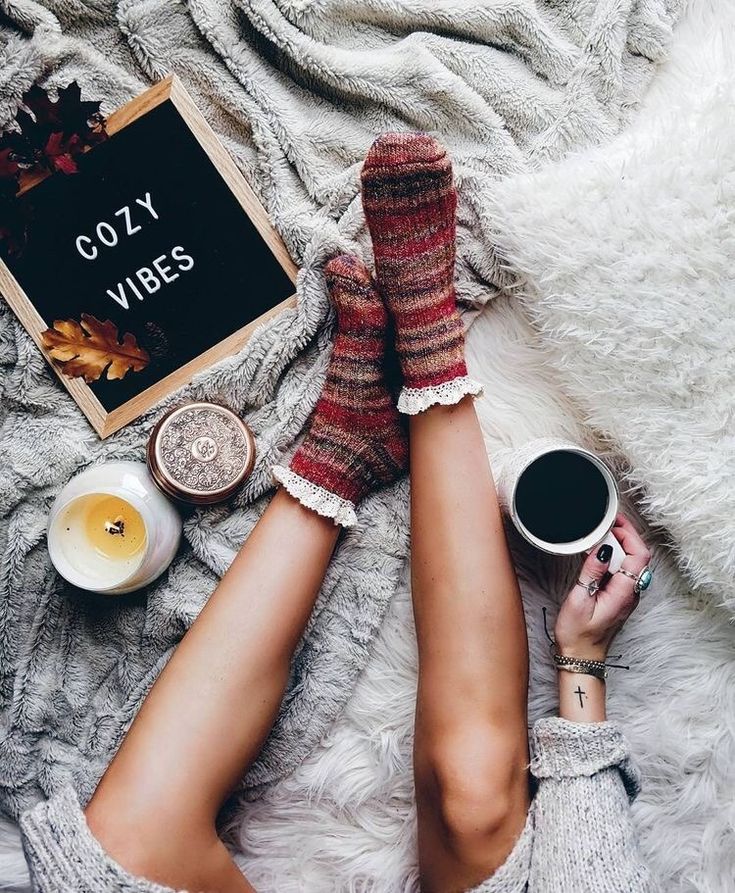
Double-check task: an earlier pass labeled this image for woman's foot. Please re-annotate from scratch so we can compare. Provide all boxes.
[361,132,482,414]
[273,254,408,527]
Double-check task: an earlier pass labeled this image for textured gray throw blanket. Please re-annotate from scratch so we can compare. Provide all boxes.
[0,0,680,820]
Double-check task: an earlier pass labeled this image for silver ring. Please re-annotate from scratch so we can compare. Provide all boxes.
[576,577,600,597]
[616,565,653,595]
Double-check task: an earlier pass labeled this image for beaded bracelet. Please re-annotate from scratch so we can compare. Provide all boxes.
[552,652,607,680]
[542,607,629,680]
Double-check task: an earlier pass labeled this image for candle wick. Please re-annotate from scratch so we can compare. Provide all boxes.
[104,516,126,537]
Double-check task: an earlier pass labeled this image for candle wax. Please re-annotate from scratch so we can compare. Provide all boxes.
[56,494,147,587]
[82,495,147,561]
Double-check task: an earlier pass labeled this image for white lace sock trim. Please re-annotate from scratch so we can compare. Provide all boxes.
[397,376,484,415]
[272,466,358,528]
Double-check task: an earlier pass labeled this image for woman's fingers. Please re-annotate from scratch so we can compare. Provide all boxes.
[559,545,613,633]
[575,543,614,596]
[556,514,652,656]
[597,516,651,617]
[611,516,650,561]
[614,512,638,531]
[597,569,641,624]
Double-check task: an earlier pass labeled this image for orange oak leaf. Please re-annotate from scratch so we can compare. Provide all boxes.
[41,313,150,383]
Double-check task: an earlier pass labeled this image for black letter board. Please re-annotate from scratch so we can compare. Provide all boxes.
[0,76,297,437]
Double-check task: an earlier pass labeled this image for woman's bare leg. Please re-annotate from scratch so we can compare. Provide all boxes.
[359,131,530,892]
[82,256,407,893]
[85,490,339,892]
[410,399,530,893]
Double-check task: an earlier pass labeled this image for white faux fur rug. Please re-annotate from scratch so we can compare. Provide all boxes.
[1,3,733,892]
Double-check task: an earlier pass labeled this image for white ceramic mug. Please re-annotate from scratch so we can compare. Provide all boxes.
[495,438,626,572]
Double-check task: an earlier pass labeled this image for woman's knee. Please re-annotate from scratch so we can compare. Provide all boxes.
[416,724,529,860]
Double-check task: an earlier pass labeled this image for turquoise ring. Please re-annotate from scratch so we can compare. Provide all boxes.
[635,566,653,594]
[617,565,653,594]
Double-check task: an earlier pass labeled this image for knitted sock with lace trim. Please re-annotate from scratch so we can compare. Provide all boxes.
[361,131,483,414]
[272,255,408,527]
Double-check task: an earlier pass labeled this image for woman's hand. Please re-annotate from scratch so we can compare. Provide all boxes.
[554,513,651,662]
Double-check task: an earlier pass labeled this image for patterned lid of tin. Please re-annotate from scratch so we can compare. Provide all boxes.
[146,402,256,505]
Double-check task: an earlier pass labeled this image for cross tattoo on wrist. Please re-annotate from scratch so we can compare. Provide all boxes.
[574,686,587,709]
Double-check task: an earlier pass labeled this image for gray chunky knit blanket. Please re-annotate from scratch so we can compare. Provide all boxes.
[0,0,680,820]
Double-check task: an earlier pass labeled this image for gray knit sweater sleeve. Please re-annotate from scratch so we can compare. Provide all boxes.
[470,718,657,893]
[528,717,657,892]
[20,786,184,893]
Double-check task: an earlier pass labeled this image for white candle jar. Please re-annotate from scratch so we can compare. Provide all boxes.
[47,461,182,595]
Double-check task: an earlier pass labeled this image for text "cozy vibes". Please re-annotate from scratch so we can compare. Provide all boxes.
[74,193,194,310]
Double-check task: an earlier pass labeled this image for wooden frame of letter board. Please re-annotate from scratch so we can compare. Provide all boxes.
[0,75,298,438]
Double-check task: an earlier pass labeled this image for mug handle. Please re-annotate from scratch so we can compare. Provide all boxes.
[589,530,626,573]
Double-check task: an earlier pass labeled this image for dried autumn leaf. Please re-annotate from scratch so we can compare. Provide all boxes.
[41,314,150,383]
[20,85,64,134]
[43,131,83,174]
[4,81,108,174]
[54,82,107,143]
[0,82,109,257]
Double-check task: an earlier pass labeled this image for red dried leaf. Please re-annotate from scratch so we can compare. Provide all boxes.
[55,82,106,140]
[9,81,108,173]
[21,85,63,133]
[0,127,35,171]
[0,81,109,256]
[44,132,82,174]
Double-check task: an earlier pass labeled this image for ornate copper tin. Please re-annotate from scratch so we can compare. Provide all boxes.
[146,402,256,505]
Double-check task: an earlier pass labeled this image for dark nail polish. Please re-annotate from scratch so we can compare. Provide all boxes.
[597,544,613,563]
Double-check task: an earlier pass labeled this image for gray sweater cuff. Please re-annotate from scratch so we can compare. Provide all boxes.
[20,786,182,893]
[466,807,534,892]
[531,717,641,799]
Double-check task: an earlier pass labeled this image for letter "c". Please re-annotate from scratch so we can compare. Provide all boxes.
[76,235,97,261]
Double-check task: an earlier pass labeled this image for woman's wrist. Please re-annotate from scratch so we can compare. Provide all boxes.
[554,640,608,723]
[557,670,607,723]
[555,640,609,663]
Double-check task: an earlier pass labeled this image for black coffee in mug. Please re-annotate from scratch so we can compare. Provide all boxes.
[514,450,610,544]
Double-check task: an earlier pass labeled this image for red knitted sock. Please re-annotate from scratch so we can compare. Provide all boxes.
[361,132,482,414]
[272,255,408,527]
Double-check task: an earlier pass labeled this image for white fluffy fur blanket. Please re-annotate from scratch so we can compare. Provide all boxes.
[484,3,735,606]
